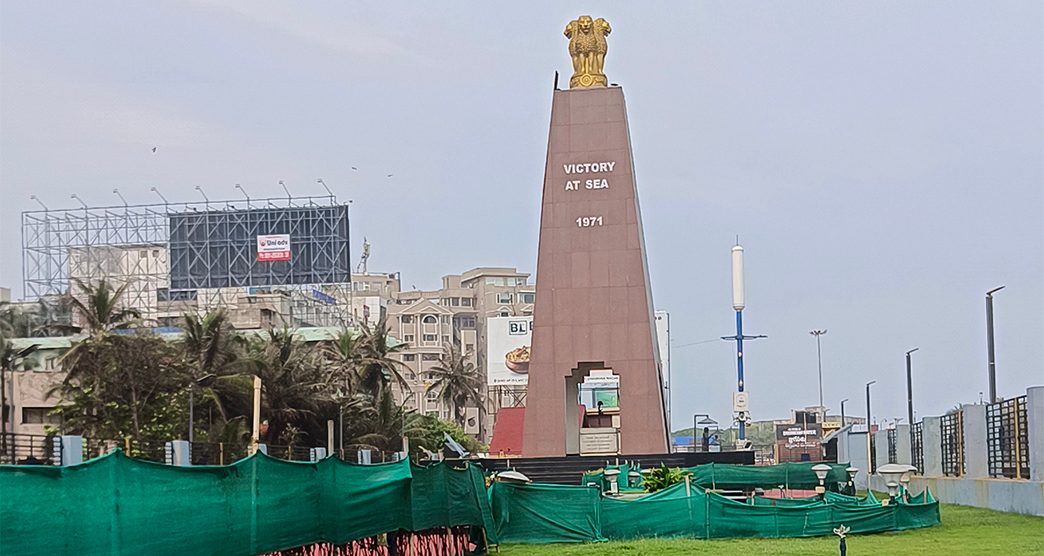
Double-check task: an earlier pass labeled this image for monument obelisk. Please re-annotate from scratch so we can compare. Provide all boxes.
[522,16,669,456]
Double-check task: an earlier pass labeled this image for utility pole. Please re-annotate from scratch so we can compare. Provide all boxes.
[905,348,919,428]
[250,375,262,455]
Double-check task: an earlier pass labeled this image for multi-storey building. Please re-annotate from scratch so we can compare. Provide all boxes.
[385,268,535,439]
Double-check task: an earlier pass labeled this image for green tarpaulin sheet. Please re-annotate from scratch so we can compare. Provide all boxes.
[492,480,939,543]
[0,450,498,555]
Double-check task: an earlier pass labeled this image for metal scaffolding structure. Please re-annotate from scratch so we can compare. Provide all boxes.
[21,195,352,328]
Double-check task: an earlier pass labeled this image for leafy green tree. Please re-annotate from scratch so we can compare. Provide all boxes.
[427,344,483,430]
[53,333,188,443]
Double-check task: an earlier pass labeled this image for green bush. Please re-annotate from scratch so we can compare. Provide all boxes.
[643,464,692,493]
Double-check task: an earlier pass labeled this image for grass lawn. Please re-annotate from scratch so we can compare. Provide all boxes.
[497,504,1044,555]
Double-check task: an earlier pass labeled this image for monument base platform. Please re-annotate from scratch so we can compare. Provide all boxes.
[474,451,754,485]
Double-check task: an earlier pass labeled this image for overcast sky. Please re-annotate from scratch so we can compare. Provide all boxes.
[1,2,1041,431]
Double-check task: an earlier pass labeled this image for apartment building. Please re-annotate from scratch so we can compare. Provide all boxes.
[385,267,535,438]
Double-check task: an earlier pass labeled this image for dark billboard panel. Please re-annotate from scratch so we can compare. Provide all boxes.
[168,205,350,289]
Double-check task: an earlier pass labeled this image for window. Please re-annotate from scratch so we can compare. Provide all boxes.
[422,353,440,361]
[520,293,536,304]
[497,293,513,304]
[465,343,474,352]
[442,335,450,344]
[427,389,439,401]
[403,354,416,361]
[139,250,147,258]
[461,297,473,307]
[404,334,415,343]
[450,297,459,306]
[401,315,414,324]
[422,315,438,324]
[456,316,476,329]
[45,357,56,370]
[440,315,450,324]
[408,371,417,381]
[152,249,160,258]
[22,407,60,425]
[423,334,438,343]
[500,311,509,317]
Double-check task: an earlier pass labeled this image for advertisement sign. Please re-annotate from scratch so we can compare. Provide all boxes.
[486,316,532,386]
[257,234,291,262]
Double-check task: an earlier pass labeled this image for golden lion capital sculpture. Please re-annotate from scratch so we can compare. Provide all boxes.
[564,15,611,89]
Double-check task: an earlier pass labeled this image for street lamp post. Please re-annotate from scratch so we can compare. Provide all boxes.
[810,330,827,414]
[905,348,919,428]
[986,286,1005,403]
[866,380,876,476]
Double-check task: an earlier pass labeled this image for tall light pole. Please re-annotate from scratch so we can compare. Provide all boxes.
[985,286,1005,403]
[810,329,827,414]
[905,348,919,428]
[840,398,848,427]
[722,243,766,444]
[865,380,876,474]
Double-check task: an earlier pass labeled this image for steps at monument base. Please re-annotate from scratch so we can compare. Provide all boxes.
[472,451,753,486]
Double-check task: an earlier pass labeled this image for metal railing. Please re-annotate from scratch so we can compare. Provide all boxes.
[986,395,1030,480]
[265,444,314,462]
[339,444,395,464]
[940,411,965,477]
[0,433,61,465]
[910,421,924,474]
[886,429,897,464]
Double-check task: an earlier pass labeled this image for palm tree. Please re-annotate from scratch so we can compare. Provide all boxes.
[180,310,252,441]
[68,278,140,335]
[321,327,367,396]
[346,389,437,455]
[248,327,326,445]
[427,344,483,430]
[355,314,410,401]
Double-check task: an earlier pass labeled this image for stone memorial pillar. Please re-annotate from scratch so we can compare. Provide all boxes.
[521,84,669,456]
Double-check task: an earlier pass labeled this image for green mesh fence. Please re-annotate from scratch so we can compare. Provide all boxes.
[0,450,497,555]
[491,481,939,543]
[689,461,851,490]
[583,461,852,491]
[490,483,605,543]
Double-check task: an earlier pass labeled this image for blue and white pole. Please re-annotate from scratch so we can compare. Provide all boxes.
[723,243,765,445]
